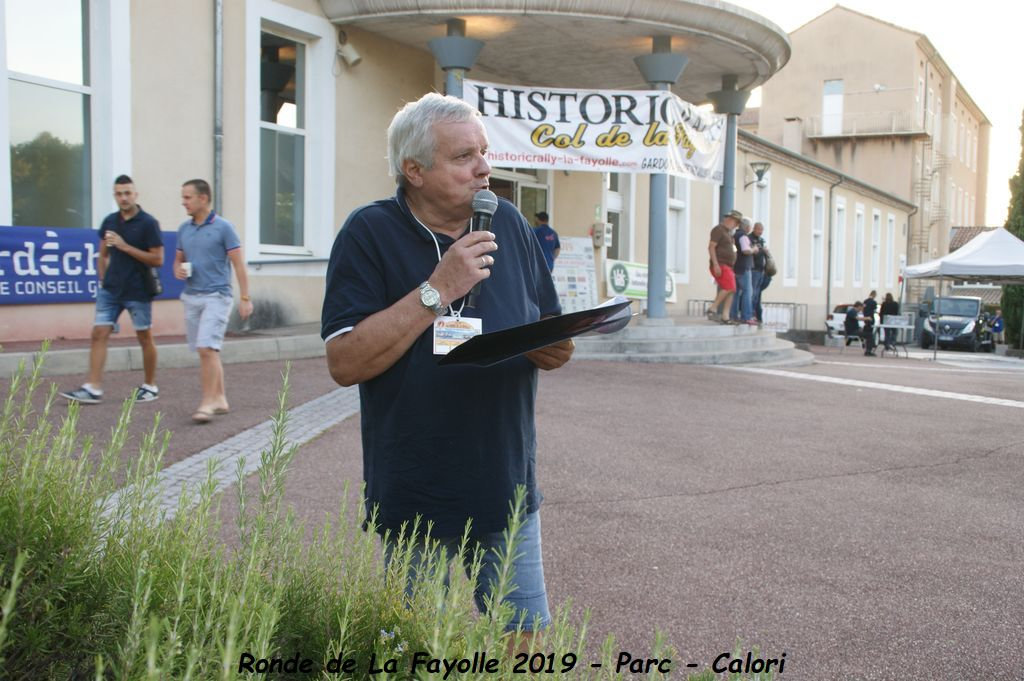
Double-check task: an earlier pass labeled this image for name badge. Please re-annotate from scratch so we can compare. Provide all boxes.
[433,315,483,355]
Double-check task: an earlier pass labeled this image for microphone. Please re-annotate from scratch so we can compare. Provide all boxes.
[468,189,498,306]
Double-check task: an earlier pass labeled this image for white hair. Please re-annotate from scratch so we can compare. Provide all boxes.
[387,93,480,185]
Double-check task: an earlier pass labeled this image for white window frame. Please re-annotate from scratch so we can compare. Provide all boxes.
[970,195,976,224]
[853,203,865,288]
[885,213,896,287]
[666,176,690,283]
[245,0,336,264]
[783,179,800,286]
[870,209,881,287]
[916,77,924,127]
[0,0,130,226]
[605,172,635,261]
[810,188,825,287]
[832,196,846,287]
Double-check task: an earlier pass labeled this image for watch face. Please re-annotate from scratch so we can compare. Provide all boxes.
[421,285,441,308]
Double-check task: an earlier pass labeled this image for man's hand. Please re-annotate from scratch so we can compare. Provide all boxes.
[105,231,125,250]
[239,299,254,320]
[429,230,498,304]
[712,263,722,278]
[526,338,574,371]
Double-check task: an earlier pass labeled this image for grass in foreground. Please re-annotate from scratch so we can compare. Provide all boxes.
[0,354,774,680]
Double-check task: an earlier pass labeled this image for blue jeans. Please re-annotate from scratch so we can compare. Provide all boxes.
[750,270,764,321]
[94,287,152,333]
[384,511,550,632]
[731,269,753,321]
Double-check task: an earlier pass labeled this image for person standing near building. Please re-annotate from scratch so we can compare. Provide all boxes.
[750,221,769,323]
[991,308,1004,344]
[321,93,573,639]
[173,179,253,423]
[730,217,759,325]
[879,292,900,350]
[863,290,878,354]
[532,211,561,272]
[707,209,742,323]
[60,175,164,405]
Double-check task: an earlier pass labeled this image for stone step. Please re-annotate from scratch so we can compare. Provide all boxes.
[575,339,808,365]
[606,321,765,340]
[575,333,777,354]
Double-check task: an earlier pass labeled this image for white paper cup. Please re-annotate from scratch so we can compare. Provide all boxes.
[181,262,193,278]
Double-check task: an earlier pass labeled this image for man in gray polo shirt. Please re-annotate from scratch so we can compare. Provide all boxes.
[173,178,253,423]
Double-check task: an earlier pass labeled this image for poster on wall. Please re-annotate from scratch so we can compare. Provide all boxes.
[605,259,677,303]
[463,79,725,183]
[0,226,184,305]
[551,237,597,313]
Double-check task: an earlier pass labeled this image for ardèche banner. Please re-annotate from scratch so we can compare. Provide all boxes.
[463,79,726,182]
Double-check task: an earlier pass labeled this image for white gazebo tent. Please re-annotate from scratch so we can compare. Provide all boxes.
[905,227,1024,356]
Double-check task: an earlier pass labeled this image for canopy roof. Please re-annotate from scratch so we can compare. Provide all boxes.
[904,228,1024,284]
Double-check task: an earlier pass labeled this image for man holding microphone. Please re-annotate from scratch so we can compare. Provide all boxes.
[321,93,573,638]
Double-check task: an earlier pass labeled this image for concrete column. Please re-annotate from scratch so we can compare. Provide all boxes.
[634,37,687,320]
[707,76,751,218]
[427,19,484,98]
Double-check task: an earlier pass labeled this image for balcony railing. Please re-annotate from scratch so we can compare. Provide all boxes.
[806,111,927,138]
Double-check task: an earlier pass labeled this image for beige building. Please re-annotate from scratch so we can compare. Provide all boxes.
[2,0,916,340]
[752,5,991,303]
[1,0,792,342]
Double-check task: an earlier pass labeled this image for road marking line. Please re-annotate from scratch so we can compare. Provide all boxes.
[815,360,1020,375]
[721,365,1024,409]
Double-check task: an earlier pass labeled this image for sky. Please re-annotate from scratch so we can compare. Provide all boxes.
[725,0,1024,225]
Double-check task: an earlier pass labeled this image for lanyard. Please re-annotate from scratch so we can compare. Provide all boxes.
[414,215,468,318]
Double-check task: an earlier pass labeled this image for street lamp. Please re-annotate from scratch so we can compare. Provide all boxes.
[744,161,771,189]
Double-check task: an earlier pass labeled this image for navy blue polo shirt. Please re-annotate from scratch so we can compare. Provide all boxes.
[322,189,561,537]
[98,207,162,301]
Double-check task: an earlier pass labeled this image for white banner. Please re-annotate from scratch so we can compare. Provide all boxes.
[463,79,725,183]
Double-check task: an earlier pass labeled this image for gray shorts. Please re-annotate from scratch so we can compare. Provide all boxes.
[181,292,233,351]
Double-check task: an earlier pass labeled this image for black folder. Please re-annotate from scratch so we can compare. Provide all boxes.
[438,298,633,367]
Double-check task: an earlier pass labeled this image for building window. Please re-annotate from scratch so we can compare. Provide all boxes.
[822,79,844,136]
[833,197,846,287]
[921,77,929,126]
[886,213,895,287]
[605,173,632,261]
[811,189,824,287]
[260,31,305,247]
[950,115,957,158]
[959,122,966,163]
[783,180,799,285]
[666,176,689,283]
[870,209,881,287]
[5,0,91,227]
[926,88,934,134]
[853,204,864,288]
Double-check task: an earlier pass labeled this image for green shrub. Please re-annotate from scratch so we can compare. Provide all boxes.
[0,354,773,680]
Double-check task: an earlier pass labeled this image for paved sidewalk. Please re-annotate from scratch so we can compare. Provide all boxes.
[0,323,325,378]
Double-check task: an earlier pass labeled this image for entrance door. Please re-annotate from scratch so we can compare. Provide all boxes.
[489,171,549,223]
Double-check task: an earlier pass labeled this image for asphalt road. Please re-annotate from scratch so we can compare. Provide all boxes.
[7,347,1023,680]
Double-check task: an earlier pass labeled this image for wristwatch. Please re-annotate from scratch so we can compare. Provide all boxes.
[418,281,445,316]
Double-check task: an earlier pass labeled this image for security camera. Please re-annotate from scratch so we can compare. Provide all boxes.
[336,29,362,67]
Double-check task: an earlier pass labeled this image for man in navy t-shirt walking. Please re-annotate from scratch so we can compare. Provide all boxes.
[60,175,164,405]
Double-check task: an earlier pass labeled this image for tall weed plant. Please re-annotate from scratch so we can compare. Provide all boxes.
[0,353,773,680]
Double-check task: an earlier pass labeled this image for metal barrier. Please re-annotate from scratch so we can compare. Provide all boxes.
[688,299,808,332]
